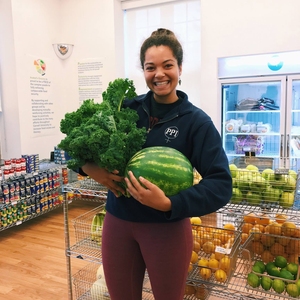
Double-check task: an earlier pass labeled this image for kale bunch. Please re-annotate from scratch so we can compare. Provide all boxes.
[58,78,147,175]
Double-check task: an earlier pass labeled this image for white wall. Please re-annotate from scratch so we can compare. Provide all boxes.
[200,0,300,130]
[0,0,124,159]
[1,0,300,158]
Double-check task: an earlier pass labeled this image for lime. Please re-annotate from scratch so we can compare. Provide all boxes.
[252,265,264,274]
[273,279,285,294]
[274,255,287,268]
[266,262,276,273]
[253,260,265,273]
[286,263,299,277]
[247,272,261,288]
[261,276,273,291]
[286,283,300,298]
[267,266,280,277]
[279,269,294,281]
[296,279,300,293]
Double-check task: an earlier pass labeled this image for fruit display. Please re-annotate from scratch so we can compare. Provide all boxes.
[241,215,300,299]
[188,214,241,286]
[229,163,298,208]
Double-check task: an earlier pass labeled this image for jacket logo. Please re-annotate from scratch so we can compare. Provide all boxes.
[165,126,179,143]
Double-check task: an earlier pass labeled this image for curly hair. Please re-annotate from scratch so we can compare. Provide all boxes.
[140,28,183,69]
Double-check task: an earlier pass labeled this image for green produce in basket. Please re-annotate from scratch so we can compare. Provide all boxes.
[274,255,287,269]
[279,191,295,208]
[261,276,273,291]
[272,279,285,294]
[286,263,299,277]
[230,187,243,204]
[247,273,261,288]
[286,283,300,298]
[253,260,265,273]
[279,269,294,281]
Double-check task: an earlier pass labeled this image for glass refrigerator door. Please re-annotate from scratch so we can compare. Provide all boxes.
[220,76,287,170]
[286,75,300,171]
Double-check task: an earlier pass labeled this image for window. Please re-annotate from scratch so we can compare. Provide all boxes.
[123,0,201,105]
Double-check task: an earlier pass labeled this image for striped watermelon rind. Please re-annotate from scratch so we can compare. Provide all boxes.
[125,146,194,196]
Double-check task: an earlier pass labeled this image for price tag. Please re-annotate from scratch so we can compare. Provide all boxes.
[215,246,231,255]
[274,168,289,175]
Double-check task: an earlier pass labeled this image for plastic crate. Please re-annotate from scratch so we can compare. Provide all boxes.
[241,232,300,298]
[231,168,297,209]
[72,205,106,248]
[188,212,242,286]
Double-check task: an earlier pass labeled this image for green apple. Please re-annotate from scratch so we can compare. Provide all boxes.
[262,186,282,203]
[286,283,300,298]
[236,173,253,192]
[246,191,262,205]
[229,164,238,178]
[246,164,259,172]
[289,169,298,180]
[282,175,296,192]
[250,175,266,192]
[262,168,274,180]
[231,187,243,204]
[279,191,295,208]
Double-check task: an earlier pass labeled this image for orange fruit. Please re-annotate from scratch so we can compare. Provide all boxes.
[270,242,285,257]
[191,251,198,264]
[241,233,249,244]
[223,223,235,232]
[249,227,262,241]
[185,284,196,295]
[190,216,202,225]
[253,224,265,233]
[202,241,215,254]
[256,214,270,226]
[261,250,275,263]
[288,253,300,264]
[268,222,282,235]
[219,232,231,244]
[212,238,222,246]
[193,241,201,253]
[214,251,225,261]
[275,213,288,224]
[293,227,300,238]
[252,241,265,255]
[194,284,209,299]
[199,233,212,245]
[208,258,219,270]
[260,233,275,247]
[286,238,300,254]
[276,236,291,247]
[242,223,254,234]
[243,212,257,224]
[281,221,297,237]
[198,257,209,267]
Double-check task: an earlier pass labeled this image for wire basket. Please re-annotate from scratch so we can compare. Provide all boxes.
[72,205,106,249]
[188,212,242,286]
[241,232,300,298]
[230,168,297,209]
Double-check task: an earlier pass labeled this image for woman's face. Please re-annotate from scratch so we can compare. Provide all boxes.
[143,45,182,103]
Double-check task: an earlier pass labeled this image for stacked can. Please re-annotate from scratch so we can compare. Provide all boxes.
[22,154,39,173]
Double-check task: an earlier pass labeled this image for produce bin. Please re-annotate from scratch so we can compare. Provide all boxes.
[188,212,242,286]
[72,204,106,249]
[231,167,297,209]
[241,232,300,298]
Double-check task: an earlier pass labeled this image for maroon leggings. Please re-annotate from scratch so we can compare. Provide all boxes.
[101,212,193,300]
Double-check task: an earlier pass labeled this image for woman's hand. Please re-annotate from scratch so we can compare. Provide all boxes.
[124,171,172,212]
[81,162,125,197]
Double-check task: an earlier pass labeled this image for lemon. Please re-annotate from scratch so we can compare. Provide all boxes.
[219,256,231,273]
[215,269,227,283]
[261,276,273,291]
[190,217,202,225]
[272,279,285,294]
[199,267,212,280]
[274,255,287,268]
[208,258,219,270]
[198,257,209,267]
[247,272,261,288]
[286,283,300,298]
[191,251,198,264]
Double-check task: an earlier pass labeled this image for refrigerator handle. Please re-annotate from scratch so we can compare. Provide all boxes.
[286,134,290,159]
[280,134,284,159]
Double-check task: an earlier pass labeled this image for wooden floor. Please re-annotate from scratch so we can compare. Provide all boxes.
[0,200,100,300]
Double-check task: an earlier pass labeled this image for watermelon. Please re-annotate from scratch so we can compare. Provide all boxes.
[125,146,194,196]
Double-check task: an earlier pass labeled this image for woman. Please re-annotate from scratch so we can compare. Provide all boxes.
[81,28,232,300]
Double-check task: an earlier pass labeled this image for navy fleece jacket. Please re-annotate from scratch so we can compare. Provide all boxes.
[100,90,232,222]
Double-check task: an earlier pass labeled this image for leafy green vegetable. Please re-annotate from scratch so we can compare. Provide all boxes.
[58,78,147,176]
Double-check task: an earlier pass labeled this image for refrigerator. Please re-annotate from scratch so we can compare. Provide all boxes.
[218,50,300,173]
